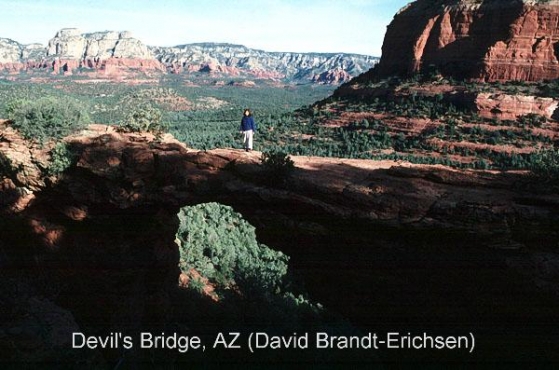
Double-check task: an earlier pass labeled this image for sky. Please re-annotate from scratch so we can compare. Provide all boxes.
[0,0,411,56]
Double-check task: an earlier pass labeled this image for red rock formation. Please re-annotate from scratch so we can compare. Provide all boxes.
[169,61,182,74]
[1,121,557,246]
[100,57,166,72]
[247,69,284,80]
[190,62,283,79]
[475,92,559,120]
[312,69,352,84]
[376,0,559,81]
[0,60,52,73]
[227,80,256,87]
[2,123,558,364]
[2,28,375,83]
[198,61,240,75]
[0,57,165,76]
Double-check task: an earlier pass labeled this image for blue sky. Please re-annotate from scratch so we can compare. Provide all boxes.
[0,0,411,56]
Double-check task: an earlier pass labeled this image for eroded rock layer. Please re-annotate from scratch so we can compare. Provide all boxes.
[0,29,377,83]
[376,0,559,81]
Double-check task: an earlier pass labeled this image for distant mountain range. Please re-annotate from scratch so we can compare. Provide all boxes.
[0,28,379,84]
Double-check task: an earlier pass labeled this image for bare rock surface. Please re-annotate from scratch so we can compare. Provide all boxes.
[0,30,378,83]
[376,0,559,81]
[1,123,557,248]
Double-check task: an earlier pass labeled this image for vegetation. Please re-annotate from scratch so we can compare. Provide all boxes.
[176,202,289,290]
[1,73,558,173]
[518,113,547,128]
[118,105,167,134]
[3,64,559,367]
[169,202,375,365]
[4,96,90,144]
[47,142,77,175]
[188,277,206,294]
[529,149,559,187]
[0,75,334,149]
[260,150,295,184]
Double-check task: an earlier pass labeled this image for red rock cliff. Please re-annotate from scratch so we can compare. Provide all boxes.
[376,0,559,81]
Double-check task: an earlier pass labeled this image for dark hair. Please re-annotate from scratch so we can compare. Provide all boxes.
[243,109,252,116]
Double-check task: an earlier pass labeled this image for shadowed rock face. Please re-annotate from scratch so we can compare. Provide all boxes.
[2,123,556,246]
[2,124,559,364]
[376,0,559,81]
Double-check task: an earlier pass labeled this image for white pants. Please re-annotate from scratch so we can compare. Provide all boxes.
[242,130,253,150]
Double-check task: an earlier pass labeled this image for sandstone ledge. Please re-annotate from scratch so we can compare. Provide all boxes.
[1,124,557,250]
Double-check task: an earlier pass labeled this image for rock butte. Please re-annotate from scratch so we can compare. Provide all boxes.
[375,0,559,81]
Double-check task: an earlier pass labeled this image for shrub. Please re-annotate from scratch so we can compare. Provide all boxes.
[529,149,559,186]
[176,203,289,290]
[118,105,167,134]
[260,150,295,183]
[5,97,90,144]
[518,113,547,128]
[47,142,77,175]
[189,277,205,294]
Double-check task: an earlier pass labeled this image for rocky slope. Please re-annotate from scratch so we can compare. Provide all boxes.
[323,2,559,174]
[375,0,559,81]
[0,29,378,83]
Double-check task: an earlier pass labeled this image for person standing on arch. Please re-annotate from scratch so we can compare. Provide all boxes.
[240,108,257,152]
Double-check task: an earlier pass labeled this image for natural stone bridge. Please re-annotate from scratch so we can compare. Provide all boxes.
[2,123,559,363]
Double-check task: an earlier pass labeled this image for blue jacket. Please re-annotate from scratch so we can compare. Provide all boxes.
[240,116,256,131]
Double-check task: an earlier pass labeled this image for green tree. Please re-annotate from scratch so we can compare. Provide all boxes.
[529,149,559,186]
[47,142,77,175]
[118,105,167,134]
[176,203,289,289]
[260,150,295,184]
[5,97,90,144]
